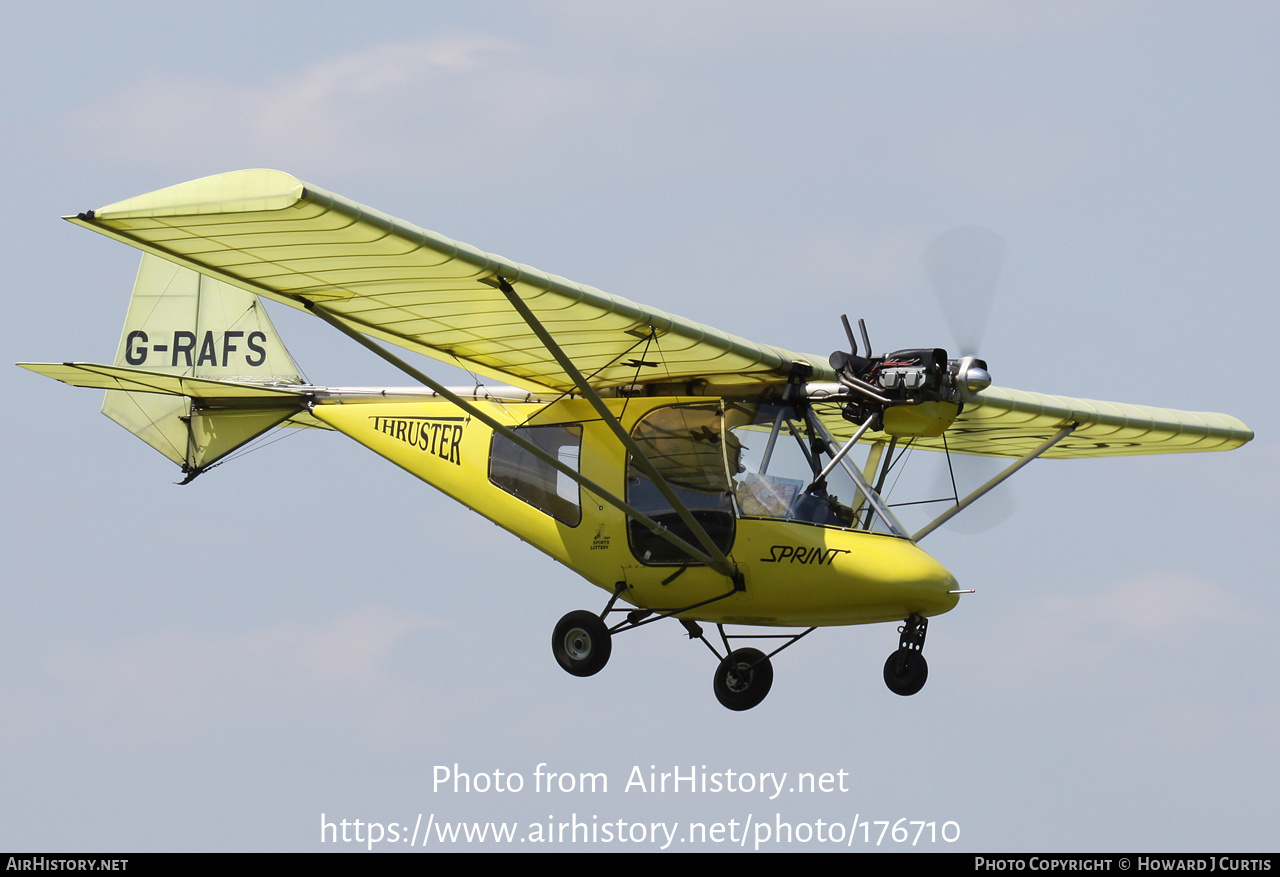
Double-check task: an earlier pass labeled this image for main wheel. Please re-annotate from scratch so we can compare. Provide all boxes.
[883,648,928,696]
[713,648,774,711]
[552,610,612,677]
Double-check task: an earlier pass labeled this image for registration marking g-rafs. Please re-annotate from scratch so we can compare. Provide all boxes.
[760,546,852,565]
[125,330,269,368]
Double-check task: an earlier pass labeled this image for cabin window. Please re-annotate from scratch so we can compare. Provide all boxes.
[626,404,736,565]
[489,424,583,526]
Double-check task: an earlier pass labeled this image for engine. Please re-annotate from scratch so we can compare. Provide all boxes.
[828,346,990,438]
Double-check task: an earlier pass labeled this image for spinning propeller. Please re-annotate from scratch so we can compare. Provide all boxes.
[825,225,1013,533]
[922,225,1014,533]
[921,225,1005,359]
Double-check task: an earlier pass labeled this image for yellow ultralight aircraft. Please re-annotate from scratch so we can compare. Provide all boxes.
[20,170,1253,710]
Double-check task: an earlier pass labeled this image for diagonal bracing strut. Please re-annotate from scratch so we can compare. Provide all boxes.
[302,300,728,571]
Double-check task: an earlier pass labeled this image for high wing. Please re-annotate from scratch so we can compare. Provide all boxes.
[69,169,823,397]
[66,169,1252,460]
[812,386,1251,458]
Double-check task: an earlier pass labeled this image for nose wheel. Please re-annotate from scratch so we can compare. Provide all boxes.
[883,613,929,696]
[883,649,928,695]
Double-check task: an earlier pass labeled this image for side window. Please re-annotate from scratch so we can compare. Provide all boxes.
[626,404,735,565]
[489,424,583,526]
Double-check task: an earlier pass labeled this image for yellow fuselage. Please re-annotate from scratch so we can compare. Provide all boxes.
[313,396,959,627]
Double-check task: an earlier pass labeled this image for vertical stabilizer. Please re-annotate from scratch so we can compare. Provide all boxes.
[102,255,304,477]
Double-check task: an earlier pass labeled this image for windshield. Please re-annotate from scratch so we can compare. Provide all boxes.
[727,401,906,537]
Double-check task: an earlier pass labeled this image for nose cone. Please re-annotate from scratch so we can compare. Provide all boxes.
[814,533,962,624]
[901,544,961,616]
[863,538,959,617]
[964,364,992,393]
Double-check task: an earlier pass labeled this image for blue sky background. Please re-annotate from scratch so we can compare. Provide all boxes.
[2,1,1276,851]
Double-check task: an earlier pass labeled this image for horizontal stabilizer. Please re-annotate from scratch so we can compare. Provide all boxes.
[20,361,315,477]
[18,362,308,400]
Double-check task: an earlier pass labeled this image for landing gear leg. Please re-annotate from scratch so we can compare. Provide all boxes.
[688,623,810,711]
[883,613,929,696]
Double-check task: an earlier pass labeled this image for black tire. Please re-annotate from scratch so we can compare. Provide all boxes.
[883,648,928,696]
[713,647,774,711]
[551,610,612,677]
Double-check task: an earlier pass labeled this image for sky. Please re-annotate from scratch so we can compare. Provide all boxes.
[2,1,1276,852]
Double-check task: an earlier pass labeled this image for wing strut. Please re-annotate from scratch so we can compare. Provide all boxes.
[301,301,731,573]
[488,277,740,583]
[912,423,1078,541]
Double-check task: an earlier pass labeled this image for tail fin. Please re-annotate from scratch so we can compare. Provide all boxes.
[86,254,309,479]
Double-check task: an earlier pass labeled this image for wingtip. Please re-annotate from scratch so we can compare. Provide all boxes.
[89,169,306,221]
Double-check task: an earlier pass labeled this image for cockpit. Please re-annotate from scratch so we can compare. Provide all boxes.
[626,401,907,565]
